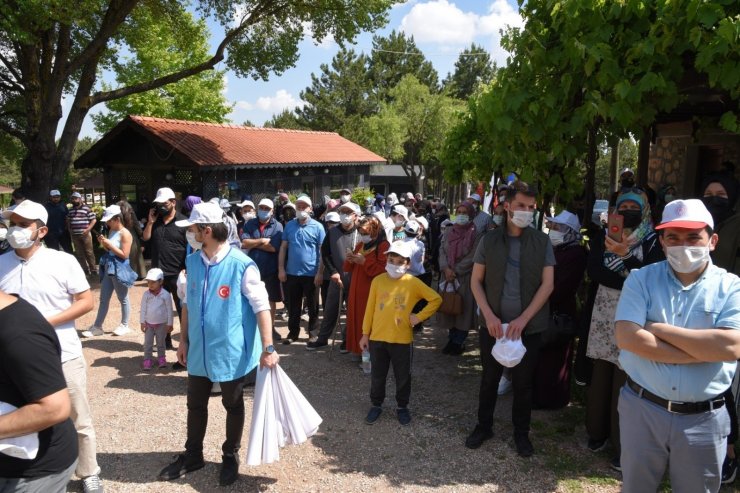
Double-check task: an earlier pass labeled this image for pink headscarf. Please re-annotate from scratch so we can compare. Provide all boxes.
[446,202,477,269]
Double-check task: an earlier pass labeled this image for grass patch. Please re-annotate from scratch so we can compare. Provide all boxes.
[559,476,620,492]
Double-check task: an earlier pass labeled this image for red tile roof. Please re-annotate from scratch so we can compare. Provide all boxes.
[128,115,386,167]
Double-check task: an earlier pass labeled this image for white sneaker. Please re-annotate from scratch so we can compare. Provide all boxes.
[300,313,310,322]
[82,474,104,493]
[112,324,131,336]
[81,326,104,338]
[497,376,513,395]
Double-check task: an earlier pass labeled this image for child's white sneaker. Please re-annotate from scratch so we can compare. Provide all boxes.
[81,326,104,338]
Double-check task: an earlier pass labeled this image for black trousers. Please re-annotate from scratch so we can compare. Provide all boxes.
[185,374,246,456]
[162,275,181,347]
[369,341,413,408]
[285,275,319,338]
[477,328,542,435]
[725,386,738,444]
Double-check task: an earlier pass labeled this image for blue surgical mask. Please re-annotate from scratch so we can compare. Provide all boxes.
[257,210,271,222]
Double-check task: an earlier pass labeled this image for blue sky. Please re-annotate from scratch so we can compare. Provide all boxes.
[72,0,522,138]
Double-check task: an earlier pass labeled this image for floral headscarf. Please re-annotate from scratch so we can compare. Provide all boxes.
[604,189,654,274]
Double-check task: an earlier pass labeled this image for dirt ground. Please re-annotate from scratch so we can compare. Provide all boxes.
[65,278,737,493]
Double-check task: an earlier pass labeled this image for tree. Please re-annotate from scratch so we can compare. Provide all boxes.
[296,47,374,131]
[91,4,231,134]
[264,109,308,130]
[0,133,23,186]
[0,0,394,200]
[442,43,496,100]
[368,30,439,100]
[358,75,462,192]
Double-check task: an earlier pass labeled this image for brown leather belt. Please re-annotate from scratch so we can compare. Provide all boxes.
[627,378,724,415]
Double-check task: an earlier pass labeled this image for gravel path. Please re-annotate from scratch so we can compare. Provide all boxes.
[66,279,734,492]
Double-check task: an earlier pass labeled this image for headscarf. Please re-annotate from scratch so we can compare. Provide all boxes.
[446,202,477,269]
[182,195,202,216]
[604,189,654,274]
[701,173,739,208]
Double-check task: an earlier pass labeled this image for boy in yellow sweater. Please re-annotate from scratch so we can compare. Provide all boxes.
[359,241,442,426]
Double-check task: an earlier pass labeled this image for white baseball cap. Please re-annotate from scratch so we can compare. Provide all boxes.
[325,212,340,223]
[153,187,176,203]
[145,268,164,281]
[71,192,82,198]
[295,195,312,207]
[100,204,122,222]
[391,205,409,220]
[404,221,420,235]
[546,210,581,233]
[386,240,412,259]
[258,198,274,209]
[2,200,48,224]
[338,202,361,215]
[219,198,231,210]
[416,216,429,230]
[238,200,255,209]
[468,193,482,203]
[175,202,225,227]
[49,189,61,197]
[656,199,714,231]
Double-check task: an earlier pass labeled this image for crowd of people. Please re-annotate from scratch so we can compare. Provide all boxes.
[2,166,740,492]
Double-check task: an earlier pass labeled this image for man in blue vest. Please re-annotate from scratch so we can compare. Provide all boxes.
[158,202,279,487]
[466,180,555,457]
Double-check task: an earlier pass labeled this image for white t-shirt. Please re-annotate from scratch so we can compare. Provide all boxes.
[0,247,90,362]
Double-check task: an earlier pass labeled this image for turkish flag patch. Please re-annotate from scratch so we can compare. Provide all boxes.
[218,285,231,299]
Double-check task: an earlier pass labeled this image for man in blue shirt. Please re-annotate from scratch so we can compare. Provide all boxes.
[278,195,326,344]
[242,198,283,342]
[615,199,740,493]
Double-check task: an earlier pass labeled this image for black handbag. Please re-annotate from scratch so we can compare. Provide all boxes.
[542,312,577,344]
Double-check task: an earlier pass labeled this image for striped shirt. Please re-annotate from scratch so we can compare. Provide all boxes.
[68,204,95,234]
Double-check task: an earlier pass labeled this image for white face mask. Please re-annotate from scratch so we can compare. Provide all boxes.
[340,194,351,204]
[455,214,469,226]
[186,231,202,250]
[549,230,566,246]
[665,245,710,274]
[493,215,504,227]
[296,209,310,221]
[510,210,534,228]
[386,263,407,279]
[242,212,256,221]
[0,228,6,241]
[340,213,354,226]
[359,234,372,244]
[7,226,36,249]
[394,218,405,228]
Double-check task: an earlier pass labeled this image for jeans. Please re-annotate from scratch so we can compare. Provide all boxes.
[62,356,100,478]
[370,341,413,408]
[0,459,76,493]
[143,323,168,359]
[284,275,319,339]
[93,273,129,327]
[185,375,247,456]
[476,328,542,435]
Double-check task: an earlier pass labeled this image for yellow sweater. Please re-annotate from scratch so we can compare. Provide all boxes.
[362,273,442,344]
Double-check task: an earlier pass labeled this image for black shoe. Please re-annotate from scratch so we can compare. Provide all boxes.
[171,361,186,371]
[158,453,205,481]
[365,406,382,425]
[282,336,298,345]
[272,329,282,342]
[448,342,465,355]
[610,457,622,472]
[397,407,411,426]
[722,455,738,484]
[514,434,534,457]
[587,438,607,452]
[306,339,328,351]
[339,341,348,354]
[465,425,493,449]
[442,340,454,354]
[219,453,240,486]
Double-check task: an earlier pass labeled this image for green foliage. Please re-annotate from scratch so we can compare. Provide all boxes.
[349,186,375,206]
[0,134,24,186]
[442,43,496,100]
[264,109,308,130]
[368,31,439,100]
[92,4,231,134]
[443,0,740,206]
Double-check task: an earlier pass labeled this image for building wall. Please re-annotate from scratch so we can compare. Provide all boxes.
[648,121,740,199]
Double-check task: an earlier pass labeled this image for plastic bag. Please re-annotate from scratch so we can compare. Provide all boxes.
[491,323,527,368]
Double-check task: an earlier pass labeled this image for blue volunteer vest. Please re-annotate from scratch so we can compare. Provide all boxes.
[185,248,261,382]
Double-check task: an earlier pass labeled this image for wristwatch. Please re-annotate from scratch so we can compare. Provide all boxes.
[263,344,275,354]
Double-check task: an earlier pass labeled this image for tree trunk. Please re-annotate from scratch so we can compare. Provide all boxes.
[609,140,619,194]
[637,126,652,186]
[584,126,598,226]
